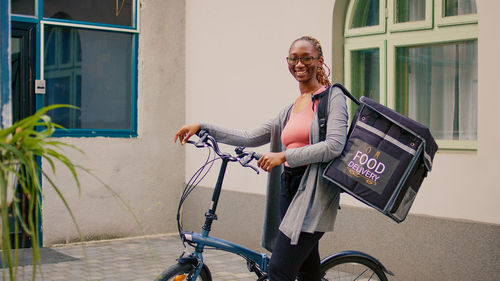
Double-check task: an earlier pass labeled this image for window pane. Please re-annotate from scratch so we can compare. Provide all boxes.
[351,49,380,114]
[44,0,133,26]
[444,0,477,17]
[351,0,380,28]
[396,0,426,23]
[11,38,22,121]
[44,26,133,130]
[395,41,477,141]
[11,0,35,16]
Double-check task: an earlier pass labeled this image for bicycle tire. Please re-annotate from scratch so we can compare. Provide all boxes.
[320,255,388,281]
[155,262,212,281]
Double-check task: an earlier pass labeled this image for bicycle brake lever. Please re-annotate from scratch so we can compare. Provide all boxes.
[195,141,207,148]
[243,163,259,174]
[239,155,260,174]
[186,139,207,148]
[194,130,209,147]
[250,165,260,174]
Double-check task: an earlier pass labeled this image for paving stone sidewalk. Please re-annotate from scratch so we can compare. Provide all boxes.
[6,234,258,281]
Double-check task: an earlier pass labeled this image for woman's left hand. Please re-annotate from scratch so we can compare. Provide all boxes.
[257,152,286,172]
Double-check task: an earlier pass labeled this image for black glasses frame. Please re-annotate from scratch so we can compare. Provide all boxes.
[286,56,321,65]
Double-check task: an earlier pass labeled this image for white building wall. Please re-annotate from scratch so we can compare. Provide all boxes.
[185,0,335,195]
[40,0,500,247]
[185,0,500,225]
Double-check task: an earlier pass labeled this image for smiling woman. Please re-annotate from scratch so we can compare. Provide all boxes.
[287,36,331,89]
[175,36,348,281]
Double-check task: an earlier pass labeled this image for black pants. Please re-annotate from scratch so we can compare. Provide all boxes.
[268,166,324,281]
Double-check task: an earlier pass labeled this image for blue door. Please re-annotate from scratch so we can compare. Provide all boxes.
[9,21,37,248]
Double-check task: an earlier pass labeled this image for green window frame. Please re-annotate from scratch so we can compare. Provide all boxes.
[388,0,433,32]
[345,0,387,37]
[345,0,478,150]
[344,39,386,117]
[436,0,478,26]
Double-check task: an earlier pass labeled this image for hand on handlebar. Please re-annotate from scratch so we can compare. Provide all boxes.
[257,152,286,173]
[237,150,262,174]
[177,129,279,174]
[174,123,201,145]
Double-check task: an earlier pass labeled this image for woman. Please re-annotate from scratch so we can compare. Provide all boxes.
[174,36,348,281]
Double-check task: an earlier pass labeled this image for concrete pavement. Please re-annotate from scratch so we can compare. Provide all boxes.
[5,234,258,281]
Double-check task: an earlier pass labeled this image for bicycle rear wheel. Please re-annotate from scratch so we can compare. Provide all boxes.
[155,262,212,281]
[320,256,388,281]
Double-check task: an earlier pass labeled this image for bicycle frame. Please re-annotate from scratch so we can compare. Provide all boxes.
[179,155,269,280]
[168,132,392,281]
[181,232,269,277]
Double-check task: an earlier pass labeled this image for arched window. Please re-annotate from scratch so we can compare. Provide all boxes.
[344,0,477,150]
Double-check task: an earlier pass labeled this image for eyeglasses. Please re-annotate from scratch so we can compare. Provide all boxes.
[286,56,320,66]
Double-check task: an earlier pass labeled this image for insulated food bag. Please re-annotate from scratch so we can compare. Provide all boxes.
[323,94,438,223]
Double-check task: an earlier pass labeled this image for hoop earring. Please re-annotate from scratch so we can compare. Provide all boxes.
[322,63,331,77]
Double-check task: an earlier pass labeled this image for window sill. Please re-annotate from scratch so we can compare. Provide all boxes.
[52,129,137,138]
[435,140,477,151]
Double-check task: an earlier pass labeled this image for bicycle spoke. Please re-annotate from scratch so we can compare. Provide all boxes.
[353,268,368,280]
[320,256,388,281]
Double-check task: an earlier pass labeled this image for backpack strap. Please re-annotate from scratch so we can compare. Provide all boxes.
[331,83,360,105]
[312,83,360,142]
[312,87,330,142]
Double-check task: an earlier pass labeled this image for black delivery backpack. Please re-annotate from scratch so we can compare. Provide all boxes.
[323,85,438,223]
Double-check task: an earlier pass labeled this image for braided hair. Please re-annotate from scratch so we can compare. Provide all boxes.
[291,36,332,87]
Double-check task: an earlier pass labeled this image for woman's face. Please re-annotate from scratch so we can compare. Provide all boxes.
[288,40,323,84]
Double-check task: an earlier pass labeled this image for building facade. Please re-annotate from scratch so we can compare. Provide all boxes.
[3,0,499,280]
[182,1,499,280]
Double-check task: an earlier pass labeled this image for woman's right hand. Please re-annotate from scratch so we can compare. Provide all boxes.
[257,152,286,172]
[174,123,201,145]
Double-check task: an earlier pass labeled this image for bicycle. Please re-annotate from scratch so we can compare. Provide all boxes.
[156,130,393,281]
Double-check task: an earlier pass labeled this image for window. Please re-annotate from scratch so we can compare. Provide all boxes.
[11,0,35,16]
[395,0,426,23]
[44,26,133,131]
[344,39,386,118]
[437,0,477,26]
[44,0,134,27]
[345,0,477,149]
[388,0,433,31]
[395,41,477,141]
[345,0,386,36]
[351,48,380,103]
[12,0,138,137]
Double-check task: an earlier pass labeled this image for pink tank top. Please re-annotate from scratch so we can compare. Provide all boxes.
[281,86,327,150]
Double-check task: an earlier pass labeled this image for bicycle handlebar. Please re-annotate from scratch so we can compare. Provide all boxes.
[187,129,262,173]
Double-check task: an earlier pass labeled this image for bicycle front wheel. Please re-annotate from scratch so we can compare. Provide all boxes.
[155,262,212,281]
[320,256,388,281]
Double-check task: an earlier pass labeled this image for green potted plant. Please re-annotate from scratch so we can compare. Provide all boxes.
[0,104,82,280]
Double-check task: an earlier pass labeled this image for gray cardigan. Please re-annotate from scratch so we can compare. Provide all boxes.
[200,86,348,251]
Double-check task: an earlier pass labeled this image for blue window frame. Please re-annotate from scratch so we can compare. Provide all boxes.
[1,0,11,128]
[11,0,138,137]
